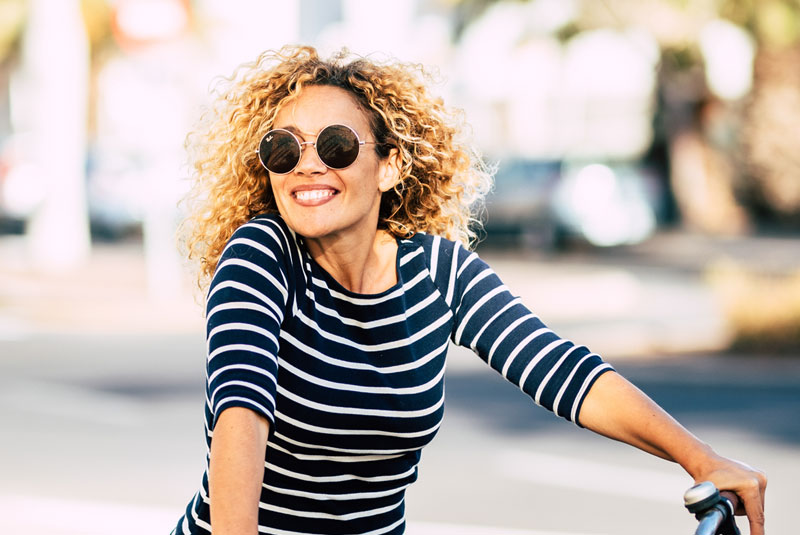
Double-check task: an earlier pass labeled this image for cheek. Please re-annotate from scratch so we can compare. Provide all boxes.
[353,177,383,202]
[269,177,288,208]
[353,161,384,193]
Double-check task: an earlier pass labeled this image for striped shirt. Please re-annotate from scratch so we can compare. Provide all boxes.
[174,214,612,535]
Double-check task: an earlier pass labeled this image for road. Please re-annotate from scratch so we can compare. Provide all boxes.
[1,242,799,534]
[1,334,797,534]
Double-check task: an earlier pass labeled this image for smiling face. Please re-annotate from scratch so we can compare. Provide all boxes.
[267,85,399,247]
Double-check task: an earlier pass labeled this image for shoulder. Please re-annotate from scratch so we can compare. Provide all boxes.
[209,213,298,306]
[404,232,467,258]
[403,232,484,299]
[230,213,294,248]
[405,232,476,268]
[218,213,300,264]
[214,213,300,280]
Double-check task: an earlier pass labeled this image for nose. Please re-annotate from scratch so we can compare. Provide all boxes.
[294,140,326,175]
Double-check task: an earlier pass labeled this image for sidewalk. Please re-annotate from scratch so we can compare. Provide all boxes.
[0,236,204,340]
[2,229,797,355]
[585,228,800,275]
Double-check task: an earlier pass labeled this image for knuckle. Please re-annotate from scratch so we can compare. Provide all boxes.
[743,477,760,493]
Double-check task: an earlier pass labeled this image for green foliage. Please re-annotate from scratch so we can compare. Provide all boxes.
[661,44,701,70]
[0,0,26,61]
[717,0,800,47]
[756,0,800,47]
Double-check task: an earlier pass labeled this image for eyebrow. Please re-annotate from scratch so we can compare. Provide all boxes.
[274,125,318,142]
[275,125,301,135]
[272,123,363,139]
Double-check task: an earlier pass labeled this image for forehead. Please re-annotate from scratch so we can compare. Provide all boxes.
[273,85,371,134]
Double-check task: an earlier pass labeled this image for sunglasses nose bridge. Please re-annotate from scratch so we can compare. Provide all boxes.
[294,139,327,173]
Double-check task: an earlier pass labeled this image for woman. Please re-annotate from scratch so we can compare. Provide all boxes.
[174,46,766,535]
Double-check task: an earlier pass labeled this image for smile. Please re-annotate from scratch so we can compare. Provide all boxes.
[291,187,340,206]
[294,189,337,201]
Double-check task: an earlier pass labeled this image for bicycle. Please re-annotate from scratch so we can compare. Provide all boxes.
[684,481,741,535]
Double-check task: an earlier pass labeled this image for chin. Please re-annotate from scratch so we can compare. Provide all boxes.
[284,217,337,240]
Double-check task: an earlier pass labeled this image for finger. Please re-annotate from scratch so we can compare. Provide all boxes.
[740,481,766,535]
[745,500,765,535]
[740,468,768,515]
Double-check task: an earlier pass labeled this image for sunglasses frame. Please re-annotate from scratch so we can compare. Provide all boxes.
[256,123,377,175]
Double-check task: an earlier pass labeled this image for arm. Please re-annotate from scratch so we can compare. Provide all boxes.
[204,218,291,533]
[209,407,270,535]
[579,371,767,535]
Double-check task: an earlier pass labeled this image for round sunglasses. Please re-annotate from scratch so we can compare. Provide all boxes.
[256,124,377,174]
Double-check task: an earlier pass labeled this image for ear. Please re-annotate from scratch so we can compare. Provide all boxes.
[377,148,402,193]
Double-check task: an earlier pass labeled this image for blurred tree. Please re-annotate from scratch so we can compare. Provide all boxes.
[0,0,114,64]
[728,0,800,227]
[81,0,115,57]
[447,0,500,39]
[594,0,800,230]
[451,0,800,232]
[740,46,800,226]
[0,0,26,62]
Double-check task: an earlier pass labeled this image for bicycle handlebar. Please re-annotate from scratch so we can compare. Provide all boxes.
[684,482,741,535]
[719,490,740,513]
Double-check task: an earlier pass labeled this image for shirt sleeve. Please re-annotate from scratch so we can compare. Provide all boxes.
[204,217,291,430]
[449,246,613,426]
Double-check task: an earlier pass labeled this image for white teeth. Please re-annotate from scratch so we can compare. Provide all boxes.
[295,189,336,201]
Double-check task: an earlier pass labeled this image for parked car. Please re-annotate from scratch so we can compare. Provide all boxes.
[0,135,145,240]
[482,158,562,249]
[482,157,666,250]
[551,161,661,247]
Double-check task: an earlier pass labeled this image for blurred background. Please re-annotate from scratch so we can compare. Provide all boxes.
[0,1,799,534]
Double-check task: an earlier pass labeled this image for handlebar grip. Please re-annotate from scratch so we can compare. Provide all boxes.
[684,482,740,535]
[719,490,740,513]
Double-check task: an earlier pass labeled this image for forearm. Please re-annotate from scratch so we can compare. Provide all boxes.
[209,406,270,535]
[578,371,715,477]
[578,371,767,534]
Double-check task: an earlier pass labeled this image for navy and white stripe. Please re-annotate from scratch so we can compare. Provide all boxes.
[174,214,613,534]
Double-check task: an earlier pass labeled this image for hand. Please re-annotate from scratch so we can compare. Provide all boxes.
[696,455,767,535]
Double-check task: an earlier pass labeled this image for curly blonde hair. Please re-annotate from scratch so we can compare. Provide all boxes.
[180,45,493,289]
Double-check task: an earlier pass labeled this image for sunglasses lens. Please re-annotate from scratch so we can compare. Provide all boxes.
[317,125,361,169]
[259,130,299,174]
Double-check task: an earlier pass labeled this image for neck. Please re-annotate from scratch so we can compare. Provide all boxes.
[305,229,398,294]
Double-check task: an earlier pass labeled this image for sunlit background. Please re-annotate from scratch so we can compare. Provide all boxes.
[0,1,799,534]
[1,0,800,347]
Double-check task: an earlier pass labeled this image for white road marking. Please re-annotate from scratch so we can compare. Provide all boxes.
[495,449,690,503]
